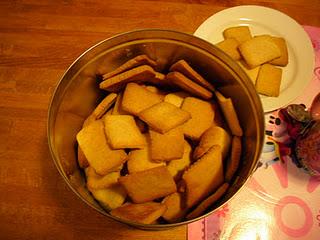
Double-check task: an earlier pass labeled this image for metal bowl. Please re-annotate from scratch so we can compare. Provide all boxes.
[47,29,264,230]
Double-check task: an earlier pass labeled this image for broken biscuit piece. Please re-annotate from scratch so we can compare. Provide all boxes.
[169,60,215,91]
[138,101,191,134]
[76,120,127,175]
[99,65,156,92]
[182,146,224,209]
[102,54,157,79]
[110,202,167,224]
[166,71,213,100]
[104,115,146,149]
[119,166,177,203]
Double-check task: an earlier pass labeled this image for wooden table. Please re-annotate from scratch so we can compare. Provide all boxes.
[1,1,319,239]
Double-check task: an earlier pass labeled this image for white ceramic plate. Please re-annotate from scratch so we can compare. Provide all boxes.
[194,5,315,112]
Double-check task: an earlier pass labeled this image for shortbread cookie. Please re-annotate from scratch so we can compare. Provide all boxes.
[77,146,89,168]
[85,167,120,190]
[237,60,260,85]
[162,192,187,223]
[181,146,224,208]
[92,93,117,119]
[238,35,281,68]
[164,91,191,107]
[166,71,213,100]
[223,26,252,43]
[102,54,157,79]
[181,97,215,141]
[119,166,177,203]
[169,59,215,91]
[269,37,289,66]
[104,115,146,149]
[255,63,282,97]
[193,125,231,160]
[99,65,156,92]
[76,120,127,175]
[112,92,129,115]
[215,91,243,136]
[225,136,242,182]
[138,101,191,133]
[110,202,167,224]
[216,38,241,60]
[149,126,185,162]
[121,83,163,115]
[186,183,229,219]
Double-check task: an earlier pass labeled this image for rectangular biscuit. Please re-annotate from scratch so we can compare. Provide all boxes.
[76,120,127,175]
[162,192,187,223]
[102,54,157,79]
[169,60,215,91]
[215,91,243,136]
[92,93,117,119]
[138,101,191,133]
[182,145,224,208]
[238,35,281,68]
[110,202,167,224]
[103,115,146,149]
[225,136,242,182]
[269,37,289,66]
[149,126,185,162]
[181,97,215,141]
[165,71,213,100]
[85,167,120,190]
[99,65,156,92]
[223,26,252,43]
[255,63,282,97]
[216,38,241,61]
[121,82,163,116]
[118,166,177,203]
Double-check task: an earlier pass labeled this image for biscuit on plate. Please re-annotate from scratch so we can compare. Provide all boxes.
[162,192,187,223]
[186,183,229,220]
[110,202,167,224]
[164,91,191,107]
[90,184,127,210]
[99,65,156,92]
[255,63,282,97]
[165,71,213,100]
[76,120,127,175]
[104,115,146,149]
[237,60,260,85]
[149,126,185,162]
[223,26,252,43]
[215,91,243,136]
[119,166,177,203]
[193,125,231,160]
[181,146,224,208]
[127,135,165,173]
[169,59,215,91]
[102,54,157,79]
[181,97,215,141]
[121,82,163,116]
[269,37,289,66]
[238,35,281,68]
[85,167,120,190]
[167,140,192,181]
[225,136,242,182]
[138,101,191,134]
[216,38,241,61]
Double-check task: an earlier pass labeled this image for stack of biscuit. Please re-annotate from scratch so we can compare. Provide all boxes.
[216,26,289,97]
[75,55,243,224]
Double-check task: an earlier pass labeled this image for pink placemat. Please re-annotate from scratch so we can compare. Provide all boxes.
[188,26,320,240]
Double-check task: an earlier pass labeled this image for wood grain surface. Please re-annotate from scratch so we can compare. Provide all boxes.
[0,1,319,239]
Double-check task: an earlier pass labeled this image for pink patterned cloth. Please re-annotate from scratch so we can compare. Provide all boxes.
[188,26,320,240]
